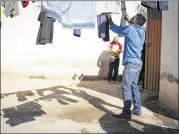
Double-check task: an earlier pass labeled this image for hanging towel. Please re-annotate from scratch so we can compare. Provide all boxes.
[36,11,55,45]
[96,1,121,15]
[1,1,19,18]
[21,1,29,8]
[141,1,168,10]
[44,1,96,29]
[73,29,81,37]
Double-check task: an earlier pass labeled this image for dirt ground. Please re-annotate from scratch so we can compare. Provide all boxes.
[1,74,178,133]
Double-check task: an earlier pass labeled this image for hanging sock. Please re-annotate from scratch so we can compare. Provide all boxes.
[73,29,81,37]
[21,1,29,8]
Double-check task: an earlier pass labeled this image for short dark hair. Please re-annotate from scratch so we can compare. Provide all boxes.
[137,14,146,26]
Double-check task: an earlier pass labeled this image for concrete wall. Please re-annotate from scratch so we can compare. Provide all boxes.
[160,1,178,113]
[1,1,140,78]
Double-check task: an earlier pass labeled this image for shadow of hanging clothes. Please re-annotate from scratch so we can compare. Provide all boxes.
[73,29,81,37]
[36,11,55,45]
[2,101,46,126]
[97,15,110,42]
[141,1,168,10]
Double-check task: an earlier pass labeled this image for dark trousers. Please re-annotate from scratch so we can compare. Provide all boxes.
[138,62,145,88]
[107,58,119,81]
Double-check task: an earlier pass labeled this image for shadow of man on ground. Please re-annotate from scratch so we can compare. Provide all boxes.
[67,88,122,114]
[37,85,122,114]
[99,114,179,133]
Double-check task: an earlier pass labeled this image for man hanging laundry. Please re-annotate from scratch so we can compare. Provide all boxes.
[107,13,146,120]
[107,36,122,83]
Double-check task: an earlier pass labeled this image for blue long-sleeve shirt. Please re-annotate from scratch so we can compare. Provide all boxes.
[110,23,145,65]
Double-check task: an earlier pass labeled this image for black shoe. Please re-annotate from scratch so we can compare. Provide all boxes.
[79,74,84,80]
[112,112,131,120]
[112,80,118,83]
[107,80,111,83]
[131,109,142,116]
[72,74,77,80]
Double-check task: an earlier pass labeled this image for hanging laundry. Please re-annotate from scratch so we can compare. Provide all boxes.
[141,1,168,10]
[21,1,29,8]
[73,29,81,37]
[119,1,127,37]
[97,15,107,38]
[102,16,110,42]
[141,1,157,9]
[36,11,55,45]
[0,6,1,29]
[97,15,110,42]
[120,1,127,26]
[43,1,96,29]
[1,1,19,18]
[158,1,168,10]
[96,1,121,15]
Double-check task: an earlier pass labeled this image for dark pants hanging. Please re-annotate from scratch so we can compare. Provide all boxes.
[97,15,110,42]
[107,58,120,81]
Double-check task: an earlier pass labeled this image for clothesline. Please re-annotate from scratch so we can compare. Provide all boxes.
[1,1,122,28]
[1,1,127,45]
[0,1,168,45]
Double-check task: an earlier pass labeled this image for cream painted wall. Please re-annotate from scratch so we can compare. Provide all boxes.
[1,1,140,78]
[160,1,178,113]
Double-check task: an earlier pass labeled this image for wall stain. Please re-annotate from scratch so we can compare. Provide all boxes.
[160,72,179,84]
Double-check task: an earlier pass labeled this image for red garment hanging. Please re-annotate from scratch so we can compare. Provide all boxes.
[21,1,29,8]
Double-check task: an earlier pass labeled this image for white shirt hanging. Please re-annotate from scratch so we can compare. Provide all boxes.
[96,1,121,15]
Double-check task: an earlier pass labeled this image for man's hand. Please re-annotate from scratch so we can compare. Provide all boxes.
[107,15,114,26]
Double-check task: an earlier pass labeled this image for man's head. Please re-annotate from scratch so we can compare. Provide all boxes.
[113,36,118,44]
[129,14,146,26]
